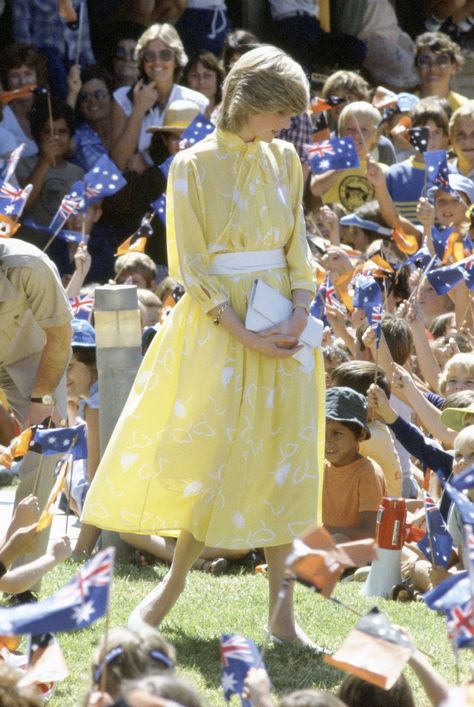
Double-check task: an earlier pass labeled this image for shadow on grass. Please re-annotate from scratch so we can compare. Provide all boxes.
[165,629,342,694]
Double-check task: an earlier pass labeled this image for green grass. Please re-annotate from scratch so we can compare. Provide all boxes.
[24,559,472,706]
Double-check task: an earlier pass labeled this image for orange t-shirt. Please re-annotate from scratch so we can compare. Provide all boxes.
[323,456,386,529]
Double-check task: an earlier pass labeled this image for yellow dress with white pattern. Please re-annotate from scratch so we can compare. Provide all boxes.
[81,129,325,549]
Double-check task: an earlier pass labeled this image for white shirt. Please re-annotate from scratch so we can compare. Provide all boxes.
[113,83,209,164]
[269,0,318,20]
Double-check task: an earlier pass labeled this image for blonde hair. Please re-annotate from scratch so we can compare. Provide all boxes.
[338,101,381,134]
[322,70,369,102]
[88,626,175,699]
[439,353,474,395]
[135,23,187,80]
[217,45,309,134]
[449,101,474,141]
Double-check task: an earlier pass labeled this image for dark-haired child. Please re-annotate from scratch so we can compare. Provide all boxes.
[323,387,386,542]
[16,98,83,257]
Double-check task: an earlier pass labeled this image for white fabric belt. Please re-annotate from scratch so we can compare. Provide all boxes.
[209,249,286,275]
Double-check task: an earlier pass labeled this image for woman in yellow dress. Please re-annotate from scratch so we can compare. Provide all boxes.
[82,45,325,645]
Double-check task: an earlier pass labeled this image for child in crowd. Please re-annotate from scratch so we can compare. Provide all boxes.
[331,361,403,496]
[311,102,386,211]
[114,251,157,289]
[85,625,175,703]
[16,99,83,253]
[386,99,450,223]
[449,101,474,178]
[323,387,386,542]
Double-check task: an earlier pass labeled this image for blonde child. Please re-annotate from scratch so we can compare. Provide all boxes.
[311,102,386,211]
[439,352,474,397]
[448,100,474,178]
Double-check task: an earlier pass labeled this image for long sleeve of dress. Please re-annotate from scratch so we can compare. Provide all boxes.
[166,151,229,313]
[283,147,314,293]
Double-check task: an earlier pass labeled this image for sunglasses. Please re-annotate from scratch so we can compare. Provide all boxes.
[416,54,452,68]
[142,48,174,63]
[79,88,109,101]
[114,47,136,61]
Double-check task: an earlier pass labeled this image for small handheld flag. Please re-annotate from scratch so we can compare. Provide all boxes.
[220,634,264,707]
[308,137,360,174]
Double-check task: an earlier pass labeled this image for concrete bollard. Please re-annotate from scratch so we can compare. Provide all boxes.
[94,284,142,557]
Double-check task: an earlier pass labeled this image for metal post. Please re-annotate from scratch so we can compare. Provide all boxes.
[94,284,142,557]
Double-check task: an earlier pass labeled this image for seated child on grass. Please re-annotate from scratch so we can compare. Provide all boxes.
[323,387,386,542]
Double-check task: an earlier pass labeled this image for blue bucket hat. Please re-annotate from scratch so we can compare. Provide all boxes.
[340,213,393,237]
[325,386,371,439]
[71,318,96,348]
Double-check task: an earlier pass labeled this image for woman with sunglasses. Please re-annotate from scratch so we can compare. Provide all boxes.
[110,23,209,173]
[72,65,115,171]
[415,31,468,112]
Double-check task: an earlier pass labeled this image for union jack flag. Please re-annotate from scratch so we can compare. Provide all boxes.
[324,274,336,306]
[49,193,85,234]
[220,635,254,667]
[306,141,335,159]
[69,295,94,321]
[447,602,474,643]
[0,181,25,200]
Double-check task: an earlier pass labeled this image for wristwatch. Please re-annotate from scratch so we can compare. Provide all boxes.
[30,394,55,405]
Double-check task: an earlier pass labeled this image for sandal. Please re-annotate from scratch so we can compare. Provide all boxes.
[196,558,229,575]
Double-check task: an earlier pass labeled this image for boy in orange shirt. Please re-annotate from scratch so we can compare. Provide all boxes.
[323,387,386,542]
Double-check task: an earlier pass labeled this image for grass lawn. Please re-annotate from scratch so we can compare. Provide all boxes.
[29,557,472,706]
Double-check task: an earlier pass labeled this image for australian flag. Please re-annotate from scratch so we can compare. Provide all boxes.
[0,548,114,636]
[431,225,456,261]
[424,571,474,648]
[151,193,167,225]
[82,154,126,204]
[353,274,383,340]
[180,113,214,149]
[0,182,33,220]
[445,483,474,525]
[69,294,94,321]
[424,150,451,192]
[417,492,452,568]
[49,186,85,234]
[29,422,88,461]
[308,137,360,175]
[395,246,433,270]
[220,634,264,706]
[451,463,474,491]
[426,261,464,295]
[408,127,429,153]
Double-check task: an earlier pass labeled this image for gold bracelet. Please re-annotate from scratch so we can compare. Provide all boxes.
[213,301,231,325]
[292,303,310,316]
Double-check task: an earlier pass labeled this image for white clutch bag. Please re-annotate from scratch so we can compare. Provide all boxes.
[245,279,323,371]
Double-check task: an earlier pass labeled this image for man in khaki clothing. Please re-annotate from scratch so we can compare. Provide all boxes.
[0,238,72,585]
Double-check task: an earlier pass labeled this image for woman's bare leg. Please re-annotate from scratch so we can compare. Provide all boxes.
[265,544,324,649]
[131,530,204,628]
[265,543,296,640]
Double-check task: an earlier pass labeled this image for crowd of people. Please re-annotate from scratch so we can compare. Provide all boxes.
[2,0,474,704]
